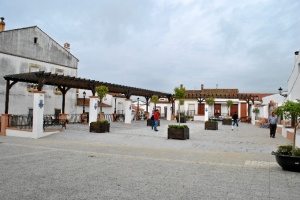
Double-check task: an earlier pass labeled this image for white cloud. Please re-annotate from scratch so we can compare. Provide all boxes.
[2,0,300,94]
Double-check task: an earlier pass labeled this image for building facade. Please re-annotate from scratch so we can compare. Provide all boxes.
[0,22,79,115]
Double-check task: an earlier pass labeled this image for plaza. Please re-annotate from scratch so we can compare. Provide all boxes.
[0,120,299,200]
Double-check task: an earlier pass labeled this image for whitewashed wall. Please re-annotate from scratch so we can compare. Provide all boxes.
[0,53,77,115]
[287,52,300,101]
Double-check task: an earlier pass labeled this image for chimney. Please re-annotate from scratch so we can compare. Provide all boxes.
[180,84,183,89]
[0,17,5,32]
[201,84,204,91]
[64,42,70,52]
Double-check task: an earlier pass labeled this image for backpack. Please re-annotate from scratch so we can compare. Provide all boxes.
[151,114,154,120]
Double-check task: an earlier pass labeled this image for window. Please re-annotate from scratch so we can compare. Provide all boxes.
[55,68,64,75]
[29,64,40,72]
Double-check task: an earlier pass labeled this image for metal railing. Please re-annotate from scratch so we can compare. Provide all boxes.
[186,110,195,116]
[10,115,33,129]
[68,114,83,124]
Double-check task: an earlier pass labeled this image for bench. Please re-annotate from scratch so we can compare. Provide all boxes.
[43,116,66,129]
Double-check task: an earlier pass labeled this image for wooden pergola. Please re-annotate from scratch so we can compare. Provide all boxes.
[3,71,172,114]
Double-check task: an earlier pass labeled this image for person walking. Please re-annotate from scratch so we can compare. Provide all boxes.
[232,112,239,131]
[150,110,155,130]
[153,109,160,131]
[268,112,278,138]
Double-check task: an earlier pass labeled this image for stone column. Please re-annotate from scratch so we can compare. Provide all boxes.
[124,99,132,124]
[204,104,209,121]
[149,103,154,113]
[166,103,172,121]
[32,91,46,139]
[1,114,11,136]
[89,96,98,125]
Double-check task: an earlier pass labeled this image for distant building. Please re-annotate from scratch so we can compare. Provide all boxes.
[174,84,273,122]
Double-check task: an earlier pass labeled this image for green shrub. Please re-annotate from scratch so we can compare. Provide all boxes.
[168,125,188,129]
[206,119,217,122]
[90,120,109,126]
[276,145,293,156]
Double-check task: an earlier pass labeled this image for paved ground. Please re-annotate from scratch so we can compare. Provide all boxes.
[0,120,299,200]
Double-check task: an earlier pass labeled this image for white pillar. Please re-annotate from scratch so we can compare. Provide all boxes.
[124,99,132,124]
[149,102,154,113]
[238,102,241,117]
[32,91,45,139]
[89,96,98,125]
[167,103,171,121]
[204,104,209,121]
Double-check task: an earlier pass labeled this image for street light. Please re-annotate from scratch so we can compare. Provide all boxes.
[278,87,287,97]
[83,91,86,113]
[114,95,117,114]
[137,97,140,120]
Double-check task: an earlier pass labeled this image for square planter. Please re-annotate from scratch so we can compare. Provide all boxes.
[176,117,187,123]
[168,128,189,140]
[90,123,110,133]
[222,119,232,125]
[205,121,218,130]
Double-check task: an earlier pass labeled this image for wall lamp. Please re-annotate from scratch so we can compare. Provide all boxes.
[278,87,287,97]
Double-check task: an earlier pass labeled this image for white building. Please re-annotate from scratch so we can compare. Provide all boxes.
[259,50,300,147]
[0,19,79,115]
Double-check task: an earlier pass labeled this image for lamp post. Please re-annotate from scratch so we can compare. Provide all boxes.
[114,95,117,114]
[278,87,287,97]
[83,91,86,113]
[137,97,140,120]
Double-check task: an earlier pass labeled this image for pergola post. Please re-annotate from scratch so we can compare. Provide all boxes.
[32,91,46,139]
[89,96,98,125]
[124,99,132,124]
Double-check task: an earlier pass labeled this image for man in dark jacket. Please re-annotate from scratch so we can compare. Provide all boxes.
[232,112,238,131]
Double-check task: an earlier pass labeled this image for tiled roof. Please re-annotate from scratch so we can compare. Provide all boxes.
[185,89,273,101]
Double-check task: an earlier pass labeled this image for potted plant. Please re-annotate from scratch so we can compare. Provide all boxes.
[168,124,189,140]
[206,97,215,119]
[90,120,110,133]
[176,115,187,123]
[95,85,109,121]
[222,116,232,125]
[168,85,189,140]
[226,100,233,116]
[252,108,260,120]
[205,119,218,130]
[272,100,300,172]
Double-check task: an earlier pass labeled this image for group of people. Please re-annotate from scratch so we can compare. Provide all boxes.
[150,109,160,131]
[149,109,278,137]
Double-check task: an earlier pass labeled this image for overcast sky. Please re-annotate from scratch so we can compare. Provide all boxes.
[2,0,300,94]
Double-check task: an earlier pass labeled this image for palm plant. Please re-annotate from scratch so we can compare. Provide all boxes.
[226,100,233,116]
[174,86,186,126]
[206,97,215,118]
[95,85,109,121]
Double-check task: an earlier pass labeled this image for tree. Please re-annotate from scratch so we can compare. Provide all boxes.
[95,85,109,116]
[226,100,233,115]
[151,95,159,110]
[174,86,186,125]
[275,100,300,152]
[252,108,260,120]
[205,97,215,118]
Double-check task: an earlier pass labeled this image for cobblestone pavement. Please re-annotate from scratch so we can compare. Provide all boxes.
[0,120,299,200]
